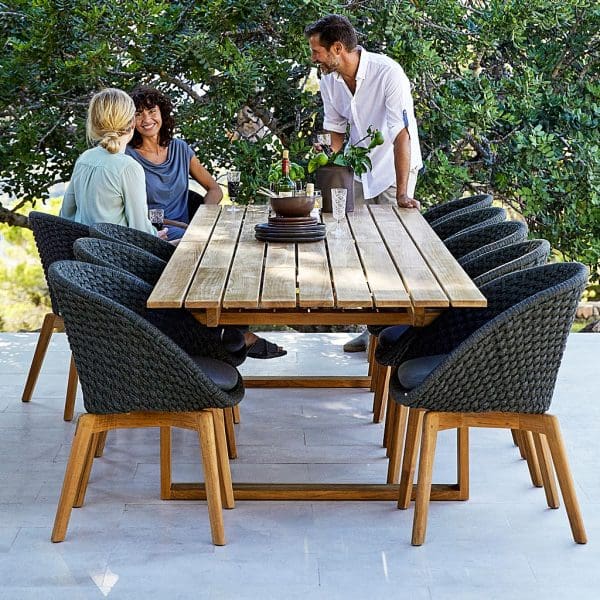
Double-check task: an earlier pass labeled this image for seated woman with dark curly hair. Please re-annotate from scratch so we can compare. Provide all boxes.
[126,85,223,242]
[126,85,286,360]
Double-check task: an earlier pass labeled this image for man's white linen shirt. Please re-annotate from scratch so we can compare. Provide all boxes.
[320,48,422,199]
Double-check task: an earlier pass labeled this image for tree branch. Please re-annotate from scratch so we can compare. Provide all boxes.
[158,71,208,104]
[0,203,30,228]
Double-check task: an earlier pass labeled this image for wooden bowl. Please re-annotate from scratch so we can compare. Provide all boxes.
[270,194,315,218]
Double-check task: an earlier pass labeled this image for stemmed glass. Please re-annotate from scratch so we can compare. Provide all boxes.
[330,188,347,236]
[227,170,241,213]
[148,208,164,231]
[316,132,332,154]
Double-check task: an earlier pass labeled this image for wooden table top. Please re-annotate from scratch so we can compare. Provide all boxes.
[147,204,487,327]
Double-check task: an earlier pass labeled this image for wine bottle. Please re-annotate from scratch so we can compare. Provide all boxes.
[277,150,295,197]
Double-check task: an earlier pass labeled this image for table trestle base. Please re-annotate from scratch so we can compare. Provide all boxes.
[167,482,466,501]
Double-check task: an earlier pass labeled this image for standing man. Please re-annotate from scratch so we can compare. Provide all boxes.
[305,14,423,352]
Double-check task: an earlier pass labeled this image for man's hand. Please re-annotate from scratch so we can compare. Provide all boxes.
[396,194,421,209]
[157,227,169,241]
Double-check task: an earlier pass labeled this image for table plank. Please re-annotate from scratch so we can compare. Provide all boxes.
[369,206,449,308]
[223,209,266,308]
[325,234,373,308]
[297,242,334,307]
[185,209,244,308]
[395,208,487,307]
[147,241,205,309]
[182,204,221,242]
[261,243,297,308]
[345,208,411,308]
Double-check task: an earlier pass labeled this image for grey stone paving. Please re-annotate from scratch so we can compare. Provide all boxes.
[0,331,598,599]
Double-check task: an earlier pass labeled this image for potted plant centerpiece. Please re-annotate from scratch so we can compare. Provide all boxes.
[307,127,384,213]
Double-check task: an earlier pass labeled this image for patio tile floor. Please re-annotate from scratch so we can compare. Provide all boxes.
[0,331,598,599]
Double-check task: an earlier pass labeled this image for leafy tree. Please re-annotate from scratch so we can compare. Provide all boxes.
[1,0,599,278]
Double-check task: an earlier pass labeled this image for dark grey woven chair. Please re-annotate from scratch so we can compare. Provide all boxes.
[423,194,493,224]
[375,239,552,367]
[460,239,551,286]
[72,235,245,457]
[371,238,551,448]
[48,260,243,545]
[430,207,506,241]
[384,263,589,545]
[23,212,89,420]
[444,220,529,263]
[73,237,166,286]
[90,222,175,262]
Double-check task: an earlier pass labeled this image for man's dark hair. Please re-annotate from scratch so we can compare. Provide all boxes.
[129,86,175,148]
[304,14,358,51]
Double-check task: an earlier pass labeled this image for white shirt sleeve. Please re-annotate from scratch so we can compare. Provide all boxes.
[320,79,348,134]
[121,161,156,235]
[384,67,413,142]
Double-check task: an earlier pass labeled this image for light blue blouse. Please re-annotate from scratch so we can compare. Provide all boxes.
[59,146,156,235]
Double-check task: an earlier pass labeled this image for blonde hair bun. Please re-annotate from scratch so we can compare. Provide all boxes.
[87,88,135,154]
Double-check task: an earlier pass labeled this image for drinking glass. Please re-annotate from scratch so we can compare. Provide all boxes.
[227,170,241,212]
[316,132,331,153]
[330,188,347,236]
[148,208,164,231]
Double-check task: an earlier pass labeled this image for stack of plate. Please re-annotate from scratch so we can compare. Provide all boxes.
[255,216,326,243]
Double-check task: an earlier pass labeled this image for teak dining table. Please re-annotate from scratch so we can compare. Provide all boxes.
[148,203,487,502]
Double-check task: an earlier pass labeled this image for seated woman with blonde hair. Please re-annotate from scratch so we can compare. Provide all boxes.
[60,88,165,239]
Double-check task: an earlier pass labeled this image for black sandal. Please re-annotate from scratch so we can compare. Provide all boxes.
[246,337,287,359]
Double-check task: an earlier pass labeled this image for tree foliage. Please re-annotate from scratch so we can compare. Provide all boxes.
[1,0,599,277]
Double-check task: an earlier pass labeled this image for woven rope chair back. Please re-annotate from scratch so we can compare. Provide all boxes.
[444,220,528,262]
[395,263,588,414]
[462,239,551,287]
[431,206,506,241]
[28,211,90,315]
[90,222,175,262]
[423,194,493,224]
[73,237,166,286]
[48,260,240,414]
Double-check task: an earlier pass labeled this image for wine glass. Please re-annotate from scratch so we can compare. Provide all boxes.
[330,188,347,236]
[148,208,164,231]
[227,170,241,213]
[316,132,332,155]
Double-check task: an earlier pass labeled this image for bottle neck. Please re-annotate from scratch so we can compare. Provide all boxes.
[282,157,290,176]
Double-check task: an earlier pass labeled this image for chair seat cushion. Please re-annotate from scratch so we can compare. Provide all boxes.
[397,354,447,390]
[378,325,410,349]
[191,356,239,391]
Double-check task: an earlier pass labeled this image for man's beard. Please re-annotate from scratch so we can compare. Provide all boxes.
[317,56,340,76]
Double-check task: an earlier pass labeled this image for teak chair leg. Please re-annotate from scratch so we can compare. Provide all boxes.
[94,431,108,458]
[542,415,587,544]
[212,410,235,510]
[52,415,95,542]
[368,334,377,391]
[160,427,172,500]
[53,411,231,546]
[73,432,99,508]
[521,430,543,487]
[404,412,586,546]
[197,411,226,546]
[412,412,440,546]
[223,408,237,459]
[63,354,79,422]
[372,366,390,424]
[22,312,58,402]
[398,408,424,509]
[457,427,470,500]
[532,432,559,509]
[387,403,408,484]
[384,396,396,453]
[232,405,241,424]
